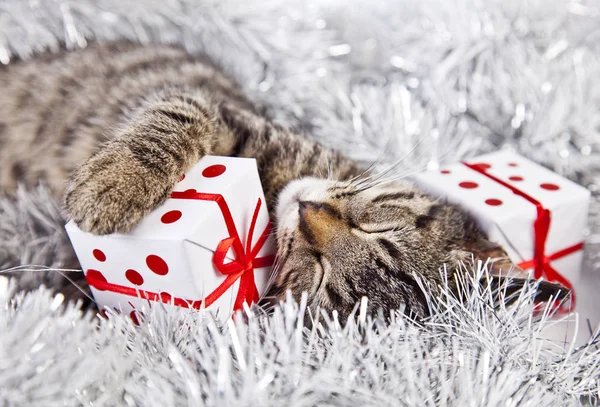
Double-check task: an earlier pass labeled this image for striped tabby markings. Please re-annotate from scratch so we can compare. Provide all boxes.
[59,52,195,147]
[371,191,415,203]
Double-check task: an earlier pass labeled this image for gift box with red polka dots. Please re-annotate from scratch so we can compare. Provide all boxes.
[65,156,276,323]
[414,150,590,306]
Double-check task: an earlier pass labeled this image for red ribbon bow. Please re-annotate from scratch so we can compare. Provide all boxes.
[86,190,274,312]
[170,190,275,311]
[463,162,582,311]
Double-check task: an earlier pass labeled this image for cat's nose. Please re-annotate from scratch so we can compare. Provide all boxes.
[298,200,311,212]
[298,201,312,223]
[298,201,321,217]
[298,201,341,219]
[298,201,345,247]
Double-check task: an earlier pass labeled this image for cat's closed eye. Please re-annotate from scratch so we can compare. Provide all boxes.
[354,223,400,234]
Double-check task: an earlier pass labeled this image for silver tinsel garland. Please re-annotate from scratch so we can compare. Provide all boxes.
[1,0,600,405]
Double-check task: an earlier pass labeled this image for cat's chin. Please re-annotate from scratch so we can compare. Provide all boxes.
[275,177,333,233]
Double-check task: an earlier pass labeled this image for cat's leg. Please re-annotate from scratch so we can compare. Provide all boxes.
[66,86,362,235]
[65,88,236,235]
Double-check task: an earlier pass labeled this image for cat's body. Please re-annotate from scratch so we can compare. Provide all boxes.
[0,42,357,207]
[0,42,565,320]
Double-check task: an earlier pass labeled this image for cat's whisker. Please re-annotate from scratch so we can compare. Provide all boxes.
[0,265,96,304]
[256,302,280,316]
[355,112,403,181]
[353,159,394,184]
[326,157,334,181]
[345,130,405,187]
[357,166,432,192]
[378,139,434,179]
[258,294,281,301]
[348,165,376,184]
[356,146,437,192]
[426,131,465,170]
[55,270,97,304]
[347,138,396,185]
[315,162,326,179]
[264,257,285,291]
[356,169,410,191]
[269,256,283,274]
[355,129,464,193]
[0,265,82,274]
[354,162,408,191]
[360,133,430,186]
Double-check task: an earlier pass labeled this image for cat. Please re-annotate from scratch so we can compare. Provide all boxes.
[0,42,568,321]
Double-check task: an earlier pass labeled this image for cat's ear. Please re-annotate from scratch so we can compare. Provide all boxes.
[464,237,571,304]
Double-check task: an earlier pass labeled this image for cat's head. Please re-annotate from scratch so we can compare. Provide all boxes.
[265,177,569,321]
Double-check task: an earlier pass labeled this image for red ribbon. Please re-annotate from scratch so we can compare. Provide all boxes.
[86,189,275,312]
[463,162,582,310]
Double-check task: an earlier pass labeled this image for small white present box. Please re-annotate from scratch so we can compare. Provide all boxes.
[414,150,590,309]
[65,156,276,323]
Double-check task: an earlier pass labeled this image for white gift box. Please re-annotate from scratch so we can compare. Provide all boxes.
[414,151,590,307]
[66,156,276,323]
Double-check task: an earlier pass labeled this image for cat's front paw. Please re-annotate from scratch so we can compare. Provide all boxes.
[65,149,171,235]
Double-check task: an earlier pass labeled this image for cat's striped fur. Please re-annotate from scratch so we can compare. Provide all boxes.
[0,42,567,320]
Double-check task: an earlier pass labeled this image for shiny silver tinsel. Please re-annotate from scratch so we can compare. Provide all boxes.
[1,0,600,405]
[2,268,600,405]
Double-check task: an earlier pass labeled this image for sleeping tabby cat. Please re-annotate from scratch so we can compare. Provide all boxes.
[0,42,567,320]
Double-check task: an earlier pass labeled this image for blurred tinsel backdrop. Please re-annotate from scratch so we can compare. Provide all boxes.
[1,0,600,405]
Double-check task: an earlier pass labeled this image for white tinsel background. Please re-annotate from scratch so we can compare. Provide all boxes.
[1,0,600,405]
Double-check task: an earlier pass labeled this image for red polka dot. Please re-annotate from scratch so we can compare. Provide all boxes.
[472,162,491,170]
[540,183,560,191]
[160,292,172,303]
[125,269,144,286]
[508,162,518,167]
[440,169,451,174]
[99,309,110,319]
[93,249,106,262]
[202,164,226,178]
[86,269,108,290]
[459,181,479,189]
[130,310,144,326]
[161,210,182,224]
[179,174,186,182]
[146,255,169,275]
[485,198,503,206]
[509,176,523,181]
